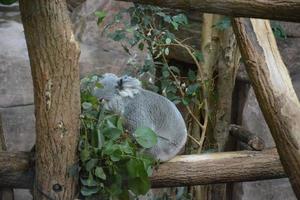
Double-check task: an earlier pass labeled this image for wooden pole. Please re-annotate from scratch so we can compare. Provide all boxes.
[117,0,300,22]
[232,18,300,199]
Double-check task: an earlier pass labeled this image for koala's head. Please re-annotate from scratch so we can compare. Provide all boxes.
[93,73,141,101]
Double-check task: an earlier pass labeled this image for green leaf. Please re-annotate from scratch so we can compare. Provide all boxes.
[138,42,145,51]
[172,14,188,25]
[187,70,197,81]
[102,128,122,140]
[95,167,106,180]
[80,186,99,196]
[110,149,122,161]
[0,0,17,5]
[133,127,158,148]
[82,102,92,110]
[80,174,98,187]
[271,22,287,39]
[96,129,104,149]
[162,70,170,78]
[95,82,103,88]
[80,148,91,162]
[182,97,190,106]
[214,17,231,30]
[126,159,146,178]
[193,51,204,62]
[128,177,151,195]
[109,30,126,41]
[169,66,180,75]
[85,159,98,172]
[164,48,170,56]
[95,11,107,25]
[186,84,200,95]
[165,38,172,45]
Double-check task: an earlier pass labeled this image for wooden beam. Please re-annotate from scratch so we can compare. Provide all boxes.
[232,18,300,199]
[0,149,285,188]
[117,0,300,22]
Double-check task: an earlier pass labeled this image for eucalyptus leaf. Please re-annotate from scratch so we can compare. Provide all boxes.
[95,167,106,180]
[80,186,99,196]
[133,127,158,148]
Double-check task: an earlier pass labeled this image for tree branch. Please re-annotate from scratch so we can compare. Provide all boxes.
[230,124,265,151]
[0,149,285,188]
[117,0,300,22]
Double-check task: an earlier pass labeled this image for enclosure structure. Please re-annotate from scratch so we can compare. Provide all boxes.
[0,0,300,200]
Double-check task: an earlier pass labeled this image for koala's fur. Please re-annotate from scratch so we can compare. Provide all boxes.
[93,73,187,161]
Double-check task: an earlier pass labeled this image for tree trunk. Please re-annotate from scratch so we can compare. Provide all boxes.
[232,18,300,199]
[118,0,300,22]
[0,149,286,189]
[19,1,81,199]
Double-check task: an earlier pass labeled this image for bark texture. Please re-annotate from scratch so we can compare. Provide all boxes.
[0,114,14,200]
[0,152,34,189]
[232,18,300,199]
[0,149,285,188]
[118,0,300,22]
[229,124,265,151]
[19,1,81,199]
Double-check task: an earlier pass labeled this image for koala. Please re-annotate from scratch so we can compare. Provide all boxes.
[93,73,187,161]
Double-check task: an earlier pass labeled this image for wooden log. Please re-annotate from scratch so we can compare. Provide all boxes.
[151,148,284,187]
[229,124,265,151]
[117,0,300,22]
[232,18,300,199]
[0,149,285,188]
[0,152,34,189]
[0,114,14,200]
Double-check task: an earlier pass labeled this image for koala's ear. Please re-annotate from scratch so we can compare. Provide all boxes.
[116,75,141,98]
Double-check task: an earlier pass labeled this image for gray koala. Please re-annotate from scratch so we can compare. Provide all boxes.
[93,73,187,161]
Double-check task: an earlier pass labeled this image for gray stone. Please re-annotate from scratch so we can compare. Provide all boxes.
[277,38,300,76]
[71,0,146,77]
[233,179,296,200]
[0,105,35,151]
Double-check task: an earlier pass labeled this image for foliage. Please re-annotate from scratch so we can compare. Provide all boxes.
[78,75,158,199]
[95,11,107,25]
[213,17,231,30]
[0,0,17,5]
[98,4,208,199]
[271,21,287,39]
[102,4,201,106]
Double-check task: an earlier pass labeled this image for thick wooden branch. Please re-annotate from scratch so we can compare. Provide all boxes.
[0,152,34,189]
[229,124,265,151]
[151,148,284,187]
[0,149,285,188]
[0,114,14,200]
[118,0,300,22]
[232,18,300,199]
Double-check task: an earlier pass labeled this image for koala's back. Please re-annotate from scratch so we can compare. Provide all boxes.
[123,89,187,161]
